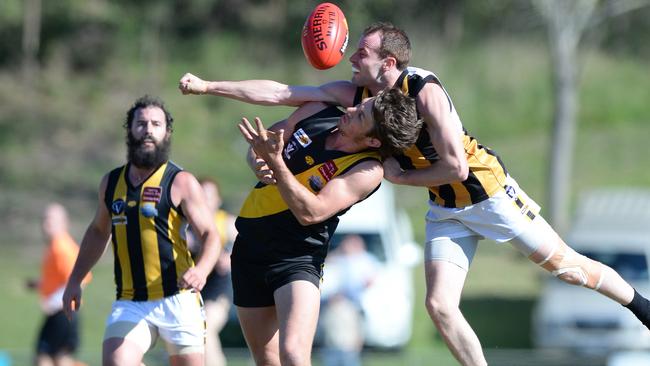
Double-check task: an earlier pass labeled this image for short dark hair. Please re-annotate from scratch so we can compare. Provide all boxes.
[370,88,421,158]
[123,95,174,132]
[362,22,411,70]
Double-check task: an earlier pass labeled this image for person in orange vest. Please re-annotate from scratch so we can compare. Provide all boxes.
[27,203,91,366]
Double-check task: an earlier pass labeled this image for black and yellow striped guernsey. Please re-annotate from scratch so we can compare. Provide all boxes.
[353,67,508,208]
[104,161,194,301]
[235,105,381,252]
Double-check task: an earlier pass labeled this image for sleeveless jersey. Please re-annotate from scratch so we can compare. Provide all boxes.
[104,161,194,301]
[236,105,381,250]
[353,66,508,208]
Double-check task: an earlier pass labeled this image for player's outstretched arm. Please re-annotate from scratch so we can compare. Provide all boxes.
[173,172,221,291]
[179,72,356,107]
[62,175,112,319]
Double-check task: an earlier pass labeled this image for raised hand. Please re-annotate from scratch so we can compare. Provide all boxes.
[238,117,285,166]
[178,72,208,95]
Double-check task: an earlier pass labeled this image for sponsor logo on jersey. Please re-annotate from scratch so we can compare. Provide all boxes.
[127,200,137,207]
[318,160,338,181]
[293,128,312,147]
[142,186,162,203]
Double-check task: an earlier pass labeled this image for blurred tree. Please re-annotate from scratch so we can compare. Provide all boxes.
[534,0,650,233]
[22,0,41,83]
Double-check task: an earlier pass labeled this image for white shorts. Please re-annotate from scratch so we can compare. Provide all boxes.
[104,290,206,355]
[424,176,543,270]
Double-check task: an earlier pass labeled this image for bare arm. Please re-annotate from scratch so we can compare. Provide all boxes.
[179,73,357,107]
[384,82,469,186]
[62,175,113,319]
[239,117,383,225]
[172,172,222,291]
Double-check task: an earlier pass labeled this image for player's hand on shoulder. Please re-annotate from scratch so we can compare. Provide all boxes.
[179,72,207,95]
[382,157,405,184]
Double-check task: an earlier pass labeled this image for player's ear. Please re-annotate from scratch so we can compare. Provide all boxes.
[383,56,397,71]
[365,137,381,148]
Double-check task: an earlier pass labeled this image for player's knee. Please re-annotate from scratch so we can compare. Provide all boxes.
[540,245,603,290]
[279,345,309,366]
[425,294,457,325]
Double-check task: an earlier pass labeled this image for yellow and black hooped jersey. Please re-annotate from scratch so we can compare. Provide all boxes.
[353,66,508,208]
[236,105,381,252]
[104,161,194,301]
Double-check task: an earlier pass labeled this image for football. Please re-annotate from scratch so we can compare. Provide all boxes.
[301,3,349,70]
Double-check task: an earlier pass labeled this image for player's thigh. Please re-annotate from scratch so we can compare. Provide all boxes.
[168,349,205,366]
[102,334,147,366]
[424,236,479,306]
[508,215,563,261]
[274,280,321,347]
[236,305,280,355]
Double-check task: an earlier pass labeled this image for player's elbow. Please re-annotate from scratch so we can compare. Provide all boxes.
[452,160,469,182]
[294,209,330,226]
[295,213,320,226]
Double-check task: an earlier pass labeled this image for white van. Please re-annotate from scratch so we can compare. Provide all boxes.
[320,181,421,349]
[532,189,650,352]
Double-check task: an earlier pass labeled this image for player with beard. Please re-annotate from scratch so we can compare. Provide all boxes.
[63,95,221,366]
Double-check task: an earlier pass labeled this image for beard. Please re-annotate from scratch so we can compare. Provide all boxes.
[126,131,171,169]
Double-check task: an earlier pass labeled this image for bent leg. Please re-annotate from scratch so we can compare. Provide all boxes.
[274,280,320,366]
[510,216,634,304]
[237,306,280,366]
[424,236,487,366]
[510,216,650,329]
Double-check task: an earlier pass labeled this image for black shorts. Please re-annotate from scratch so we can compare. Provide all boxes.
[231,256,323,307]
[35,310,79,356]
[230,230,327,307]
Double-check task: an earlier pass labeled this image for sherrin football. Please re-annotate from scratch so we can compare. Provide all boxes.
[301,3,349,70]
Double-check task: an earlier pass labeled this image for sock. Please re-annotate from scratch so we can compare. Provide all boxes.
[624,289,650,330]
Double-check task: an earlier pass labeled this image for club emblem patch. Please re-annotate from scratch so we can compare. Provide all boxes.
[293,128,312,147]
[305,155,315,166]
[504,185,516,199]
[318,160,338,182]
[111,199,125,215]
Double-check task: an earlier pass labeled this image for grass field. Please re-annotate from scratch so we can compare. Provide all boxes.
[0,227,543,365]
